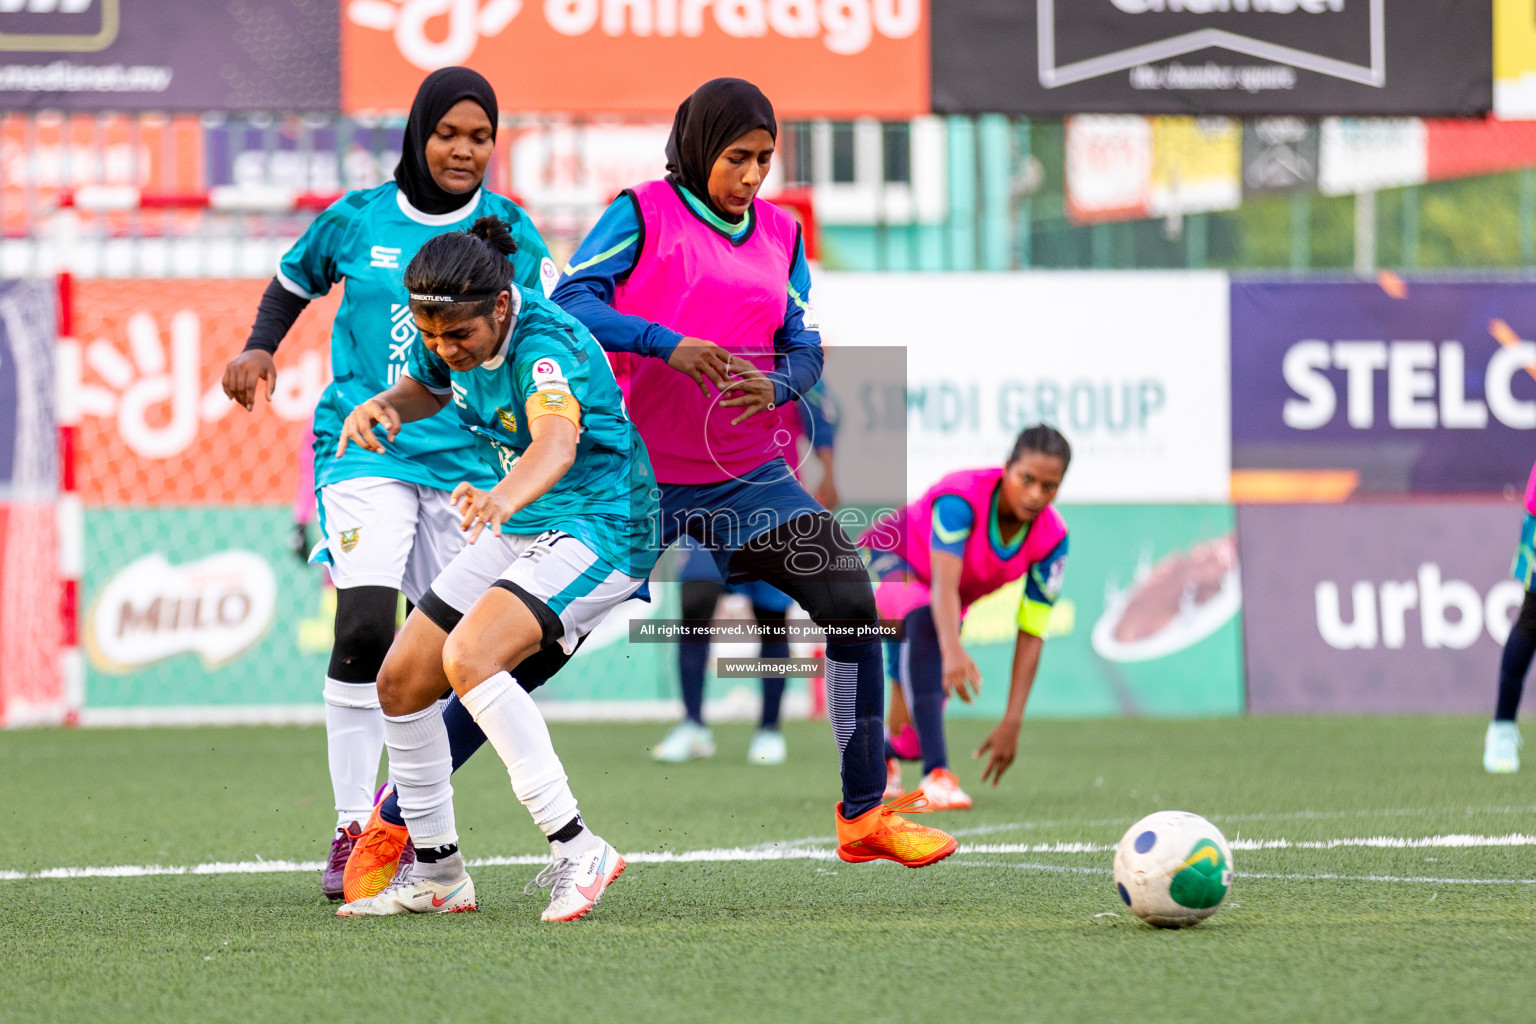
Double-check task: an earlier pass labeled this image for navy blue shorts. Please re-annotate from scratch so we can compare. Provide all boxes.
[660,459,824,582]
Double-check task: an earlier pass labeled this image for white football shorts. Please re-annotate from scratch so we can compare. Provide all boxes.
[315,476,465,604]
[425,529,646,653]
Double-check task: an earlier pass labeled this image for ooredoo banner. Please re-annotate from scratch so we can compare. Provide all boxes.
[0,0,339,111]
[343,0,927,117]
[1240,503,1524,714]
[1231,280,1536,498]
[954,504,1244,720]
[931,0,1492,116]
[814,272,1231,504]
[74,280,338,506]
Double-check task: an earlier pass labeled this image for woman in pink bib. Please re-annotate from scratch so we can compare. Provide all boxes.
[860,426,1071,809]
[553,79,956,868]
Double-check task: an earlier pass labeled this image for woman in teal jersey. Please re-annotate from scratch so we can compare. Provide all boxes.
[218,68,555,900]
[331,218,655,922]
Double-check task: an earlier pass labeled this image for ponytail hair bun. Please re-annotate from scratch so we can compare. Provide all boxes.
[469,215,518,258]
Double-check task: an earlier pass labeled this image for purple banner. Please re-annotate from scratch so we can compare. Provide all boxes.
[0,280,55,496]
[1240,503,1524,714]
[204,121,402,191]
[1232,280,1536,495]
[0,1,338,111]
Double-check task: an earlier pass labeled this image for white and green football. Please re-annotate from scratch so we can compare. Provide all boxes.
[1112,810,1234,928]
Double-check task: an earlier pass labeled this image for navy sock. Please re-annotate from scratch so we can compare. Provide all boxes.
[1496,590,1536,720]
[827,638,886,817]
[679,639,708,725]
[758,636,788,730]
[903,608,949,774]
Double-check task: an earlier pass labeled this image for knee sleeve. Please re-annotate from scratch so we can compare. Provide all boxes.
[510,634,585,694]
[328,585,399,682]
[681,580,723,623]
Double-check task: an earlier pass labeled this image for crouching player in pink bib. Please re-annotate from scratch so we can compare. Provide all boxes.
[860,426,1071,809]
[1484,461,1536,773]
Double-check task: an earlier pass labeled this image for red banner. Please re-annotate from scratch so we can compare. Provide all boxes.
[342,0,928,117]
[74,280,339,506]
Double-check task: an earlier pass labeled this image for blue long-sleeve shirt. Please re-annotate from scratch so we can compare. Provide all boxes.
[551,187,824,408]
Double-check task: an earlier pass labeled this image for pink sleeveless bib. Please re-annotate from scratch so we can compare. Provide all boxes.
[1525,460,1536,515]
[863,467,1068,619]
[611,180,802,484]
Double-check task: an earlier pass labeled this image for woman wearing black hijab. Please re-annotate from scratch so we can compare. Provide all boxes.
[218,67,555,902]
[552,78,959,870]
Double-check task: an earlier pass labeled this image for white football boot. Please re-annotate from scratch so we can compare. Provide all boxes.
[651,721,715,762]
[1484,720,1521,774]
[748,728,787,765]
[335,864,477,917]
[883,758,905,800]
[525,837,626,922]
[917,767,974,810]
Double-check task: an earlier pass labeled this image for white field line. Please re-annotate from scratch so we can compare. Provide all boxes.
[952,806,1536,837]
[8,833,1536,883]
[946,860,1536,887]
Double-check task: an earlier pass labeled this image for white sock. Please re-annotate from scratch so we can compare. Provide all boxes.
[413,850,466,884]
[382,705,457,849]
[459,671,580,836]
[323,677,384,827]
[551,824,603,861]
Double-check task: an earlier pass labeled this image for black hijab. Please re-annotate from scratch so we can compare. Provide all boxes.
[664,78,777,220]
[394,67,499,216]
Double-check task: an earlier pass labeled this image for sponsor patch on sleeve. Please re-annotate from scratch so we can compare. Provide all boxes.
[802,301,820,332]
[539,256,558,297]
[530,357,569,393]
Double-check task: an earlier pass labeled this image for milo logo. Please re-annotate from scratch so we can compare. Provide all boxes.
[1167,838,1231,909]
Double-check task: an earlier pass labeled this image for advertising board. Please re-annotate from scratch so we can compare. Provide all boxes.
[932,0,1492,117]
[0,0,338,111]
[73,280,338,506]
[1240,503,1524,714]
[343,0,927,117]
[1231,280,1536,498]
[815,272,1232,504]
[954,504,1244,720]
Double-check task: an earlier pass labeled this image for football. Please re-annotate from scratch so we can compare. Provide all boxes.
[1112,811,1234,928]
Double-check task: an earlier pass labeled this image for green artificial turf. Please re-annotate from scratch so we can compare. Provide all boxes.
[3,716,1535,1023]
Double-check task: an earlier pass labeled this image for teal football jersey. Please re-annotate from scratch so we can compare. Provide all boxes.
[281,183,556,493]
[406,285,660,577]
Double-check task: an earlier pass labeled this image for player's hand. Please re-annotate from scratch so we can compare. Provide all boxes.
[974,721,1020,787]
[336,398,400,457]
[719,358,776,424]
[451,482,516,544]
[941,650,982,704]
[222,350,276,412]
[666,337,734,396]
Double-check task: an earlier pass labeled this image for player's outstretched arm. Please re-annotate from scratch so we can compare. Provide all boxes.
[223,276,316,411]
[452,415,578,543]
[337,378,448,457]
[931,550,982,704]
[975,630,1042,787]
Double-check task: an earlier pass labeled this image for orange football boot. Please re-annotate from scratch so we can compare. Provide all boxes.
[835,790,958,868]
[342,792,412,903]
